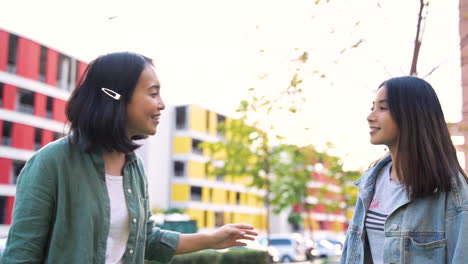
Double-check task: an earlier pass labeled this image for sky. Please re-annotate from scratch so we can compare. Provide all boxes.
[0,0,462,171]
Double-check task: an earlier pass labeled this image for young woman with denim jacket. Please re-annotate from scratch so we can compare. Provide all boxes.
[340,76,468,264]
[1,52,257,264]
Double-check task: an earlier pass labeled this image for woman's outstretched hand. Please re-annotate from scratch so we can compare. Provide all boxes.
[208,223,258,249]
[175,223,258,254]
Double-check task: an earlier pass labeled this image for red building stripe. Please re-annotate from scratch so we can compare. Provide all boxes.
[45,49,58,86]
[34,93,46,118]
[41,129,54,146]
[76,61,88,86]
[0,30,8,71]
[52,98,66,122]
[12,123,34,150]
[0,158,11,184]
[3,84,16,110]
[16,37,40,80]
[6,196,14,224]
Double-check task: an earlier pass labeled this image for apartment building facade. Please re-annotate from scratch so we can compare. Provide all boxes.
[138,104,268,232]
[0,28,88,234]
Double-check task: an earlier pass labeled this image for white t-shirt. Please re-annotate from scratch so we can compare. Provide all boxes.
[105,174,130,264]
[365,162,407,264]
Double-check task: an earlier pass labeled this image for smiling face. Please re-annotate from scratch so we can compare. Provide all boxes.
[126,64,165,137]
[367,86,399,152]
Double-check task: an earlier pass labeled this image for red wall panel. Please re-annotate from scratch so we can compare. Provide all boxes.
[46,49,58,86]
[0,30,8,71]
[0,158,12,184]
[52,98,66,122]
[41,129,54,146]
[6,196,14,224]
[12,123,34,150]
[34,93,46,117]
[16,37,40,80]
[76,61,88,86]
[3,84,16,110]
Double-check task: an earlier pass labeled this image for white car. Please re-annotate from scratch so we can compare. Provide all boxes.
[261,233,307,263]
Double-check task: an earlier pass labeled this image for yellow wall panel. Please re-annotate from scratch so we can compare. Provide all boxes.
[188,161,205,179]
[202,187,211,203]
[206,211,215,228]
[189,106,207,133]
[187,209,205,228]
[173,137,191,153]
[209,111,217,135]
[211,188,227,204]
[171,184,189,201]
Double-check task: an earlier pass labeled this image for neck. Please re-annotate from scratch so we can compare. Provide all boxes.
[388,149,400,183]
[103,151,126,176]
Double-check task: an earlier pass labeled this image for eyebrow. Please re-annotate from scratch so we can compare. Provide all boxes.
[147,85,160,90]
[372,99,388,104]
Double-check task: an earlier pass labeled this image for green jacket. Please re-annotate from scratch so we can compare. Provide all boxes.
[1,137,180,264]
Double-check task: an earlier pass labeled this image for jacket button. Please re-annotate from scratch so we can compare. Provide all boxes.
[133,218,137,223]
[129,249,134,255]
[391,224,398,231]
[127,189,132,194]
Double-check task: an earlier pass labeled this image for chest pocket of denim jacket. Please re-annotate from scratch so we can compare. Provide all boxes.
[404,235,446,264]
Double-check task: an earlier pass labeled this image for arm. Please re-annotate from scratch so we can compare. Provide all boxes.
[1,156,56,263]
[175,223,257,255]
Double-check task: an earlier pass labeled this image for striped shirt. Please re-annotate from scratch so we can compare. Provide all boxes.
[365,162,407,264]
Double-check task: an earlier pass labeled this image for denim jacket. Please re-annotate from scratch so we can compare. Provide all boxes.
[1,137,180,264]
[341,155,468,264]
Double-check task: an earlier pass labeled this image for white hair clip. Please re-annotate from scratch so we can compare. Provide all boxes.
[101,88,121,100]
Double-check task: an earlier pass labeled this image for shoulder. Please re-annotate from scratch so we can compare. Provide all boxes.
[25,137,72,168]
[449,171,468,209]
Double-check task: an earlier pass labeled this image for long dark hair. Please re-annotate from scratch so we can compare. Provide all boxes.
[66,52,153,153]
[381,76,467,199]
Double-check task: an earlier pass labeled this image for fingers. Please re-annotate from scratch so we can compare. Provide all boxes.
[228,223,255,230]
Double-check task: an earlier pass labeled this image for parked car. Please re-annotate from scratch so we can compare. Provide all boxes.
[311,239,343,258]
[260,233,307,263]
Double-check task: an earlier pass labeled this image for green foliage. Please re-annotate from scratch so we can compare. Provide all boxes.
[168,249,268,264]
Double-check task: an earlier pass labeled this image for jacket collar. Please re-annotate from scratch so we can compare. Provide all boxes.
[354,154,392,193]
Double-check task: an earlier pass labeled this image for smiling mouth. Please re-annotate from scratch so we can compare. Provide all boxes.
[369,127,380,133]
[151,115,160,121]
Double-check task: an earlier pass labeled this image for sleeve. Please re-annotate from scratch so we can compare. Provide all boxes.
[144,212,180,263]
[1,155,56,264]
[446,210,468,263]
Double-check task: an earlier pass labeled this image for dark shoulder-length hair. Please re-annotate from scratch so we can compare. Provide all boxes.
[66,52,153,153]
[381,76,467,199]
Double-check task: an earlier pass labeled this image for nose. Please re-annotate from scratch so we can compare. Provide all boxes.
[158,97,165,111]
[367,110,375,123]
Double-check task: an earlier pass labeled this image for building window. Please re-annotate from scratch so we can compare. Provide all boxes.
[7,34,18,74]
[0,82,4,108]
[176,106,187,129]
[0,196,6,224]
[34,128,42,150]
[57,54,71,90]
[216,114,226,136]
[190,186,202,201]
[46,96,53,119]
[236,192,241,205]
[215,212,224,227]
[2,121,12,146]
[192,139,203,155]
[12,161,25,184]
[215,173,224,182]
[206,111,210,131]
[16,88,34,114]
[39,46,47,83]
[174,161,185,177]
